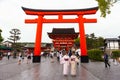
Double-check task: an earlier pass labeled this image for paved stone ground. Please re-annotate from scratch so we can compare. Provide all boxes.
[0,56,120,80]
[81,59,120,80]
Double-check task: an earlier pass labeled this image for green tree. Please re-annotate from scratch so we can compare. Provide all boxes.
[74,37,80,47]
[97,37,104,47]
[75,33,104,50]
[90,33,95,39]
[0,29,4,43]
[96,0,117,17]
[8,29,21,43]
[88,34,104,49]
[8,28,21,58]
[86,34,93,49]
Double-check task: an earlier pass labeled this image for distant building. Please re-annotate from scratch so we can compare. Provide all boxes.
[104,38,120,54]
[0,41,12,55]
[1,41,12,47]
[24,43,52,52]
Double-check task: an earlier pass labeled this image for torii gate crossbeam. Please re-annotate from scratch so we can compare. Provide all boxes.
[22,7,98,63]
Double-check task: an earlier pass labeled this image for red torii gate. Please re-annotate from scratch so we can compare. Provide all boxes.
[22,7,98,63]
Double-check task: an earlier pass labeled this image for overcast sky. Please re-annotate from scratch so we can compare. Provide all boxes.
[0,0,120,43]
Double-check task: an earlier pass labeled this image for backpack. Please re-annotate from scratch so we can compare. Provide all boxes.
[104,54,108,60]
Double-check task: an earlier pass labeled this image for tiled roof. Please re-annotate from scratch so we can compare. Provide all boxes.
[105,38,119,41]
[22,7,98,12]
[48,28,78,34]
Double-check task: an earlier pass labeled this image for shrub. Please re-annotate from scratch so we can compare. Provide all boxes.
[111,50,120,59]
[88,49,104,61]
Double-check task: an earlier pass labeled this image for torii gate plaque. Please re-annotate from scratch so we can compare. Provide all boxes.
[22,7,98,63]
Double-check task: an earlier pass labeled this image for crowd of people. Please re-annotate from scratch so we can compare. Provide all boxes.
[18,49,33,65]
[2,49,33,65]
[1,48,81,76]
[1,47,116,77]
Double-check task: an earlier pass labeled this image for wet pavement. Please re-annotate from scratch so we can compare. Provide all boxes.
[0,56,120,80]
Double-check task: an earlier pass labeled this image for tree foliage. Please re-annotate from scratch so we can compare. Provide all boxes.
[75,33,104,50]
[8,28,21,58]
[0,29,4,43]
[96,0,117,17]
[86,33,104,49]
[8,28,21,43]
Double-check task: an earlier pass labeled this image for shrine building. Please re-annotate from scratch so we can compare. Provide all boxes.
[48,28,79,51]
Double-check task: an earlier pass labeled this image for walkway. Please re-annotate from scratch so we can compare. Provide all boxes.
[0,56,120,80]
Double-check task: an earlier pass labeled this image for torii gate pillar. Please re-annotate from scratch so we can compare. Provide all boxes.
[78,15,88,62]
[22,7,98,63]
[33,15,43,62]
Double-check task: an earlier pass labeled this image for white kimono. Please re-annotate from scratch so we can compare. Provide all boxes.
[70,55,79,76]
[61,55,70,75]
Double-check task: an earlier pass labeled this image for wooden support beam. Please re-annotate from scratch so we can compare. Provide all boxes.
[43,18,78,23]
[25,19,38,23]
[84,18,97,23]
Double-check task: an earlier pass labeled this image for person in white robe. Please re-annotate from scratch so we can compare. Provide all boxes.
[61,51,70,76]
[18,52,22,65]
[70,51,79,76]
[59,51,63,64]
